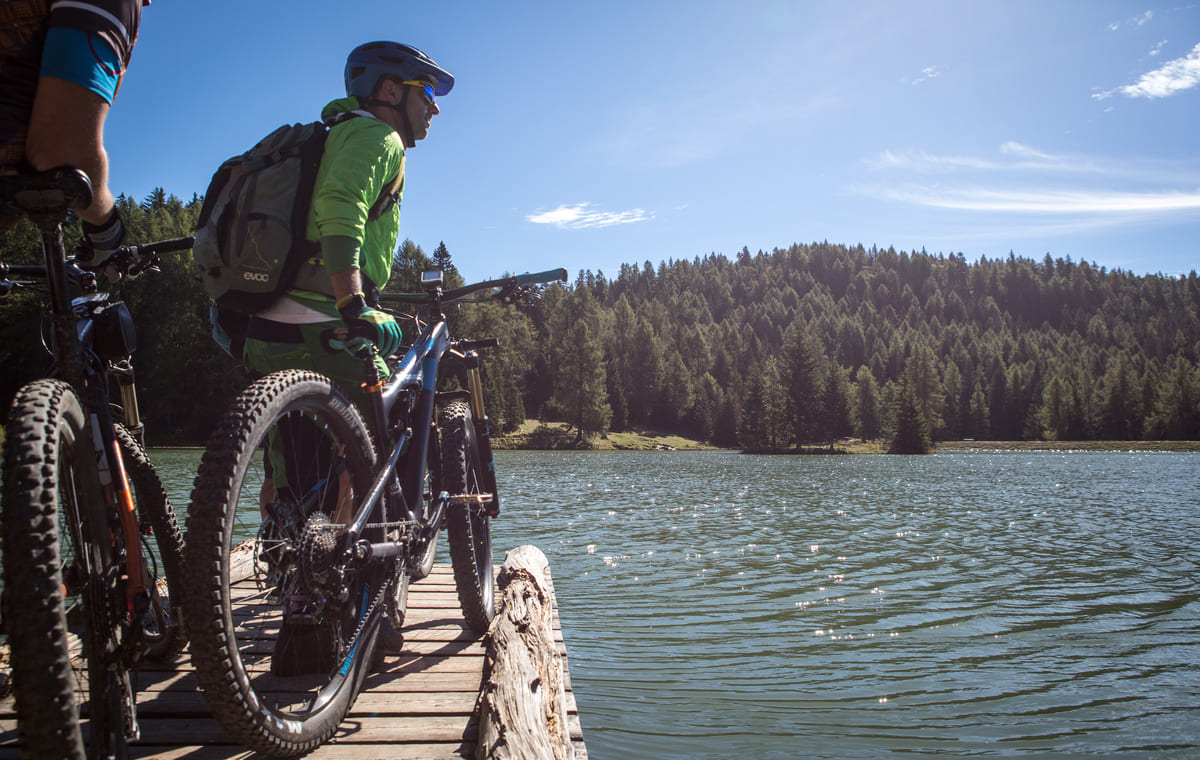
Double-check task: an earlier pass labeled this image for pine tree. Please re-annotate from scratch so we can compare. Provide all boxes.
[853,367,882,440]
[546,286,611,442]
[1151,358,1200,439]
[389,239,434,292]
[431,240,461,287]
[821,362,852,448]
[889,380,932,454]
[739,359,786,451]
[549,319,611,442]
[783,326,825,445]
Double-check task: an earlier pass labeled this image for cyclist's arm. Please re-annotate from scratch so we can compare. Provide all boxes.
[330,266,364,303]
[24,76,114,225]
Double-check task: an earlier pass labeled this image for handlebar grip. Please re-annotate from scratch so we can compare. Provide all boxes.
[4,264,46,278]
[458,338,500,352]
[134,236,194,255]
[515,268,568,286]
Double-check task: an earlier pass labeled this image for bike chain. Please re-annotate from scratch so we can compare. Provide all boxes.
[338,572,392,666]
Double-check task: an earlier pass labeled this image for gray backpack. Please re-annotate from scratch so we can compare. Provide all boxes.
[192,116,352,313]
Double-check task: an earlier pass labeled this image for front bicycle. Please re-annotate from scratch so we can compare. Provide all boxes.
[183,266,565,756]
[0,167,191,759]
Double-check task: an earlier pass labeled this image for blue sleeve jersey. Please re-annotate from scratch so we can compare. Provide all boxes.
[0,0,146,166]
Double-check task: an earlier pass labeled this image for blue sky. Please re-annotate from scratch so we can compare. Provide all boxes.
[109,1,1199,280]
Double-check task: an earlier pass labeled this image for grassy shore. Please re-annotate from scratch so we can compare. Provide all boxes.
[933,439,1200,452]
[3,422,1194,454]
[493,420,722,451]
[493,423,1200,453]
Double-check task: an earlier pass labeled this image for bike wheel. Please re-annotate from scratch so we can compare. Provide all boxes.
[1,379,129,760]
[183,370,380,756]
[115,422,186,660]
[409,442,441,581]
[440,400,496,632]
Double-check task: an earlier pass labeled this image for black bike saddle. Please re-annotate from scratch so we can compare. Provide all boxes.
[0,166,94,220]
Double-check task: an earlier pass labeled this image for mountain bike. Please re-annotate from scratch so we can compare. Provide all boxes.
[183,266,566,756]
[0,167,192,759]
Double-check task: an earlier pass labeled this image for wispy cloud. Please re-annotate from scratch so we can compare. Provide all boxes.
[876,186,1200,214]
[861,142,1200,227]
[527,203,652,230]
[867,143,1200,183]
[903,65,942,86]
[1108,10,1154,31]
[1094,42,1200,99]
[999,141,1055,161]
[868,143,1096,174]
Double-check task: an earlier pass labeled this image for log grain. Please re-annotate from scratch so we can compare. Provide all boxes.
[475,545,574,760]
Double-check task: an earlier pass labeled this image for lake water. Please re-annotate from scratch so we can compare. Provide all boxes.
[151,449,1200,759]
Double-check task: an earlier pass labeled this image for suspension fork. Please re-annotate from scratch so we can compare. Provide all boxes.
[463,351,501,517]
[111,359,145,448]
[89,398,148,616]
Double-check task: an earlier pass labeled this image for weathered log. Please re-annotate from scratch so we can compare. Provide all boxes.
[475,545,574,760]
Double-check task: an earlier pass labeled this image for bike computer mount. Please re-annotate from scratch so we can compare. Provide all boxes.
[420,270,443,290]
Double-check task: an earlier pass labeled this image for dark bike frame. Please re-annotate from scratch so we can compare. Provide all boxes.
[330,267,566,566]
[0,167,193,754]
[293,268,565,689]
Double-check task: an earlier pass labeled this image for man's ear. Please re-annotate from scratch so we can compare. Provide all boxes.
[378,77,403,100]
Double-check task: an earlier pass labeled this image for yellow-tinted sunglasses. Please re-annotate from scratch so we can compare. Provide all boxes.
[401,81,436,106]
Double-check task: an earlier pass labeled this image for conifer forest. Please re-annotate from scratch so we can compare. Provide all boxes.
[2,191,1198,449]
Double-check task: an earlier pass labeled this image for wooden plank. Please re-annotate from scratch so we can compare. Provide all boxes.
[1,561,587,759]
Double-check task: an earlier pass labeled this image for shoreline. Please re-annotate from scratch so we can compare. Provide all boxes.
[931,440,1200,453]
[139,438,1200,454]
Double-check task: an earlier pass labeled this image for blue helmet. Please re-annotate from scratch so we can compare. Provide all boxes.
[344,41,454,98]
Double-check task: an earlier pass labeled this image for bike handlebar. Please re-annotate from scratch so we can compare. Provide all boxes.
[122,236,194,256]
[326,268,564,356]
[0,235,195,289]
[378,267,568,307]
[513,268,570,287]
[106,236,194,278]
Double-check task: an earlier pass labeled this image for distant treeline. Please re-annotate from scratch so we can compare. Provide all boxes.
[2,190,1198,449]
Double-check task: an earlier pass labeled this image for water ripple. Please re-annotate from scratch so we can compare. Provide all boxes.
[151,448,1200,758]
[492,450,1200,759]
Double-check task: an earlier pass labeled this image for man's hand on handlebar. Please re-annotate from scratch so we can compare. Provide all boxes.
[338,293,402,357]
[77,208,127,268]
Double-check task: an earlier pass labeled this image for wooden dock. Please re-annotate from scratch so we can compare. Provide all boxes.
[0,563,588,759]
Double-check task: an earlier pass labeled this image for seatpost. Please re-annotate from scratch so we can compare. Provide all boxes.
[39,220,86,389]
[357,343,389,443]
[19,167,93,390]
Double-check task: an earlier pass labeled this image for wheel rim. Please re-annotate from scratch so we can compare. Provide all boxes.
[220,399,375,723]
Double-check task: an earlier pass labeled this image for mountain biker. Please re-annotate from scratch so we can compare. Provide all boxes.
[233,40,452,660]
[235,40,452,413]
[0,0,147,263]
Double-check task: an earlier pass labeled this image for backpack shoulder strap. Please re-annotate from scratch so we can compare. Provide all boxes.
[320,111,402,222]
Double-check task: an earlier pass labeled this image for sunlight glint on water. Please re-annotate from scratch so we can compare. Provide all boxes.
[153,449,1200,759]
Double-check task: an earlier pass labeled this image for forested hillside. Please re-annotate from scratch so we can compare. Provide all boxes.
[2,191,1198,448]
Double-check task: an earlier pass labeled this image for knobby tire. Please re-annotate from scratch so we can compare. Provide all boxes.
[440,401,496,632]
[182,370,381,756]
[1,380,128,760]
[115,422,186,661]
